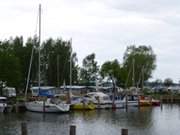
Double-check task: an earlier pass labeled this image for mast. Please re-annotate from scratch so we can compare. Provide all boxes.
[69,38,72,89]
[25,4,41,99]
[69,38,72,103]
[38,4,41,89]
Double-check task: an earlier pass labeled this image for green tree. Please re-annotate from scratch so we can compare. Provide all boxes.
[41,38,78,86]
[80,53,99,85]
[0,41,22,89]
[0,36,79,90]
[123,45,156,87]
[25,37,39,85]
[100,59,122,86]
[164,78,173,87]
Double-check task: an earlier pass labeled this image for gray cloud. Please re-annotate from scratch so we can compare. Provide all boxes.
[0,0,180,82]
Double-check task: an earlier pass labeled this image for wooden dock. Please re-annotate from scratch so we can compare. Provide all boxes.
[160,95,180,103]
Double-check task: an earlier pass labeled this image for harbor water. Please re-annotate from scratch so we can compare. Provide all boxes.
[0,104,180,135]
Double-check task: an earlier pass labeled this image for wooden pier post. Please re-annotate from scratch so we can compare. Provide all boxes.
[171,94,173,103]
[121,128,128,135]
[15,101,19,113]
[125,95,128,111]
[21,122,27,135]
[43,99,45,113]
[97,96,100,109]
[160,96,163,110]
[70,125,76,135]
[160,96,162,104]
[138,96,140,109]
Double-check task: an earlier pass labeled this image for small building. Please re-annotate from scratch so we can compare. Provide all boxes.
[2,87,16,97]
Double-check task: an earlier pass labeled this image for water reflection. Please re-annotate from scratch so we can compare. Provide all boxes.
[0,104,180,135]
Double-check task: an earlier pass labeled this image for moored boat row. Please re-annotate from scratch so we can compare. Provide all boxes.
[0,90,160,113]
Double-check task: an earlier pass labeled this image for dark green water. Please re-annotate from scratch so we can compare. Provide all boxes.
[0,104,180,135]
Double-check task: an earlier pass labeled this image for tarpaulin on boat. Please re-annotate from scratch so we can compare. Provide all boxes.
[38,88,54,97]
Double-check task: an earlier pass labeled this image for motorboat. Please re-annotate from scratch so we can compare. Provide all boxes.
[85,92,139,109]
[109,94,139,108]
[85,92,112,109]
[0,97,7,112]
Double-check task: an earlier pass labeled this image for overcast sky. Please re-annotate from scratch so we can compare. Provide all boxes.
[0,0,180,82]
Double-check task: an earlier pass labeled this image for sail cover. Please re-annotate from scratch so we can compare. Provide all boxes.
[38,88,54,97]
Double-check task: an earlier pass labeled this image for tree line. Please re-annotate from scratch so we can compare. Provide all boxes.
[0,36,157,92]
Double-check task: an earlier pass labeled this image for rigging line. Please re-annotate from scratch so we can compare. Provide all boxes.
[25,43,34,100]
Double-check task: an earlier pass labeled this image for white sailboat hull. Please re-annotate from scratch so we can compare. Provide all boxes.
[25,101,70,113]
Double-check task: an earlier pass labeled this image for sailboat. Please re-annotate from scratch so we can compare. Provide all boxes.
[25,4,70,113]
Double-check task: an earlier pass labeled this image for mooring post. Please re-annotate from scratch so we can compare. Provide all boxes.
[160,96,162,104]
[160,95,163,110]
[16,101,19,113]
[125,95,128,111]
[43,99,45,113]
[97,96,100,109]
[167,95,168,103]
[138,95,140,109]
[70,125,76,135]
[121,128,128,135]
[21,122,27,135]
[171,94,173,103]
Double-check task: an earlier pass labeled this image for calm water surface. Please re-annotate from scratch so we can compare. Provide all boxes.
[0,104,180,135]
